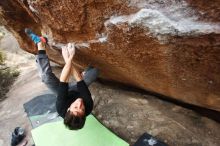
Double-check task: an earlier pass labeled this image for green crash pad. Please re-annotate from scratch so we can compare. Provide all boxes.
[32,115,129,146]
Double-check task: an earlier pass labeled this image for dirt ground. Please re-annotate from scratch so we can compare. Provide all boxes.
[0,29,220,146]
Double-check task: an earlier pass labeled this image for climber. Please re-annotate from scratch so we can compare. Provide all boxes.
[25,29,99,130]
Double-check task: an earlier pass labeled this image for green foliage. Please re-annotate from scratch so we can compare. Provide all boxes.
[0,51,5,65]
[0,51,20,101]
[0,32,5,40]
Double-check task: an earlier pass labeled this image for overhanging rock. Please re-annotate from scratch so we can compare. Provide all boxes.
[1,0,220,111]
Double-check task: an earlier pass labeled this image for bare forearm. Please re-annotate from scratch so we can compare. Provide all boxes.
[60,42,78,82]
[72,66,83,82]
[60,58,72,82]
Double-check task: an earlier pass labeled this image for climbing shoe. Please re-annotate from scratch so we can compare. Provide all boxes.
[11,127,25,146]
[25,28,41,44]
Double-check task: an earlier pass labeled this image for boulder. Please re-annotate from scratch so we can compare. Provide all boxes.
[0,0,220,111]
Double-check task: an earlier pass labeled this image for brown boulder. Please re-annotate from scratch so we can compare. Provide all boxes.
[0,0,220,111]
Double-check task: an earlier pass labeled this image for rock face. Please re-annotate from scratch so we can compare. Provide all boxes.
[0,0,220,111]
[1,32,220,146]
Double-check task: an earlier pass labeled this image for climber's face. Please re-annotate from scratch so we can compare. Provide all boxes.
[68,98,85,117]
